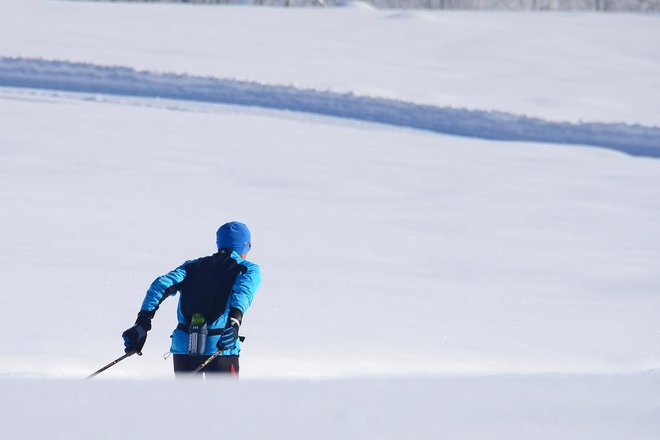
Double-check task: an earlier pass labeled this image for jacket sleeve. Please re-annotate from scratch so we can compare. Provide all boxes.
[140,263,187,312]
[229,262,261,314]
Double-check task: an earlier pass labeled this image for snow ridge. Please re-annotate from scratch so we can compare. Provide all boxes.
[1,57,658,157]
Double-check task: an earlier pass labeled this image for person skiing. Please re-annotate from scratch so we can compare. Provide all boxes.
[122,221,261,377]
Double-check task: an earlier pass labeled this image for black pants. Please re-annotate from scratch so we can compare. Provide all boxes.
[173,354,239,378]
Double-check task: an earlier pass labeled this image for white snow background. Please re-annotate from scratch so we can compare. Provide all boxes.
[0,1,659,439]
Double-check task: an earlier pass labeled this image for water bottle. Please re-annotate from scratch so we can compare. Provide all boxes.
[188,313,208,355]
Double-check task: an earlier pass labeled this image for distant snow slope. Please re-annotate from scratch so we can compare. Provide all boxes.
[0,0,659,125]
[2,57,659,156]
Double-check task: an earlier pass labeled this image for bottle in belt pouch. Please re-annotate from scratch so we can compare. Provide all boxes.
[188,313,208,355]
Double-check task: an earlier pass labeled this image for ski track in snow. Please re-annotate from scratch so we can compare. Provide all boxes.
[1,56,659,157]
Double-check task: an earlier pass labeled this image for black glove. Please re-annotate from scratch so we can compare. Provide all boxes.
[122,310,154,355]
[216,308,243,352]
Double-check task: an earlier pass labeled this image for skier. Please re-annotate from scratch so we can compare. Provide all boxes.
[121,221,261,377]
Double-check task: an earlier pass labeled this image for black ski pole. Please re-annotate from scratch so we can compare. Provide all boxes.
[191,350,223,374]
[87,353,131,379]
[191,336,245,375]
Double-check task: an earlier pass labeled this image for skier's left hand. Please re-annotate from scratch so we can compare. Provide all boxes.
[216,308,242,351]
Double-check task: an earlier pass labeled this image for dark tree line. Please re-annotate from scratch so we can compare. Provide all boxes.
[92,0,660,10]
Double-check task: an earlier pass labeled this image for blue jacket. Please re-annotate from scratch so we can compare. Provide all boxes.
[139,251,261,356]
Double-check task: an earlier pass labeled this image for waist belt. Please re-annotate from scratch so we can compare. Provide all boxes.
[176,323,246,342]
[176,323,224,336]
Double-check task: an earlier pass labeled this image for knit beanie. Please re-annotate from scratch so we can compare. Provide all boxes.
[216,221,251,254]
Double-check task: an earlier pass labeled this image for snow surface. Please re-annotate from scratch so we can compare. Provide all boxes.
[2,57,659,156]
[1,1,660,438]
[1,0,660,125]
[2,86,659,380]
[1,376,659,440]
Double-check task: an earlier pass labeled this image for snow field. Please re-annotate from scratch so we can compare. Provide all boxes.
[2,58,659,155]
[1,1,660,125]
[1,375,659,440]
[1,1,660,439]
[1,88,659,380]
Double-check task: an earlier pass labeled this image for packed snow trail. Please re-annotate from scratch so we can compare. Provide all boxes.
[1,57,659,157]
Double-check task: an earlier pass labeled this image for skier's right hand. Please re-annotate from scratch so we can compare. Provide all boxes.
[122,324,148,355]
[122,310,154,355]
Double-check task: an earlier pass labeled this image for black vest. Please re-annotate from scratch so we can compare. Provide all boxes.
[178,249,247,325]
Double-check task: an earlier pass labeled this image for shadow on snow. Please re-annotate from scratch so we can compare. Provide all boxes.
[1,57,658,157]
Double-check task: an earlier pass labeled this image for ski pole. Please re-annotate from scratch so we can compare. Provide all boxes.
[191,336,246,374]
[86,353,131,379]
[191,349,223,374]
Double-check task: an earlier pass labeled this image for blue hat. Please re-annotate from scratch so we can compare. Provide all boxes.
[216,222,251,254]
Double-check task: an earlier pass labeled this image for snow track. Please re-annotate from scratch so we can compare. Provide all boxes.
[1,56,659,157]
